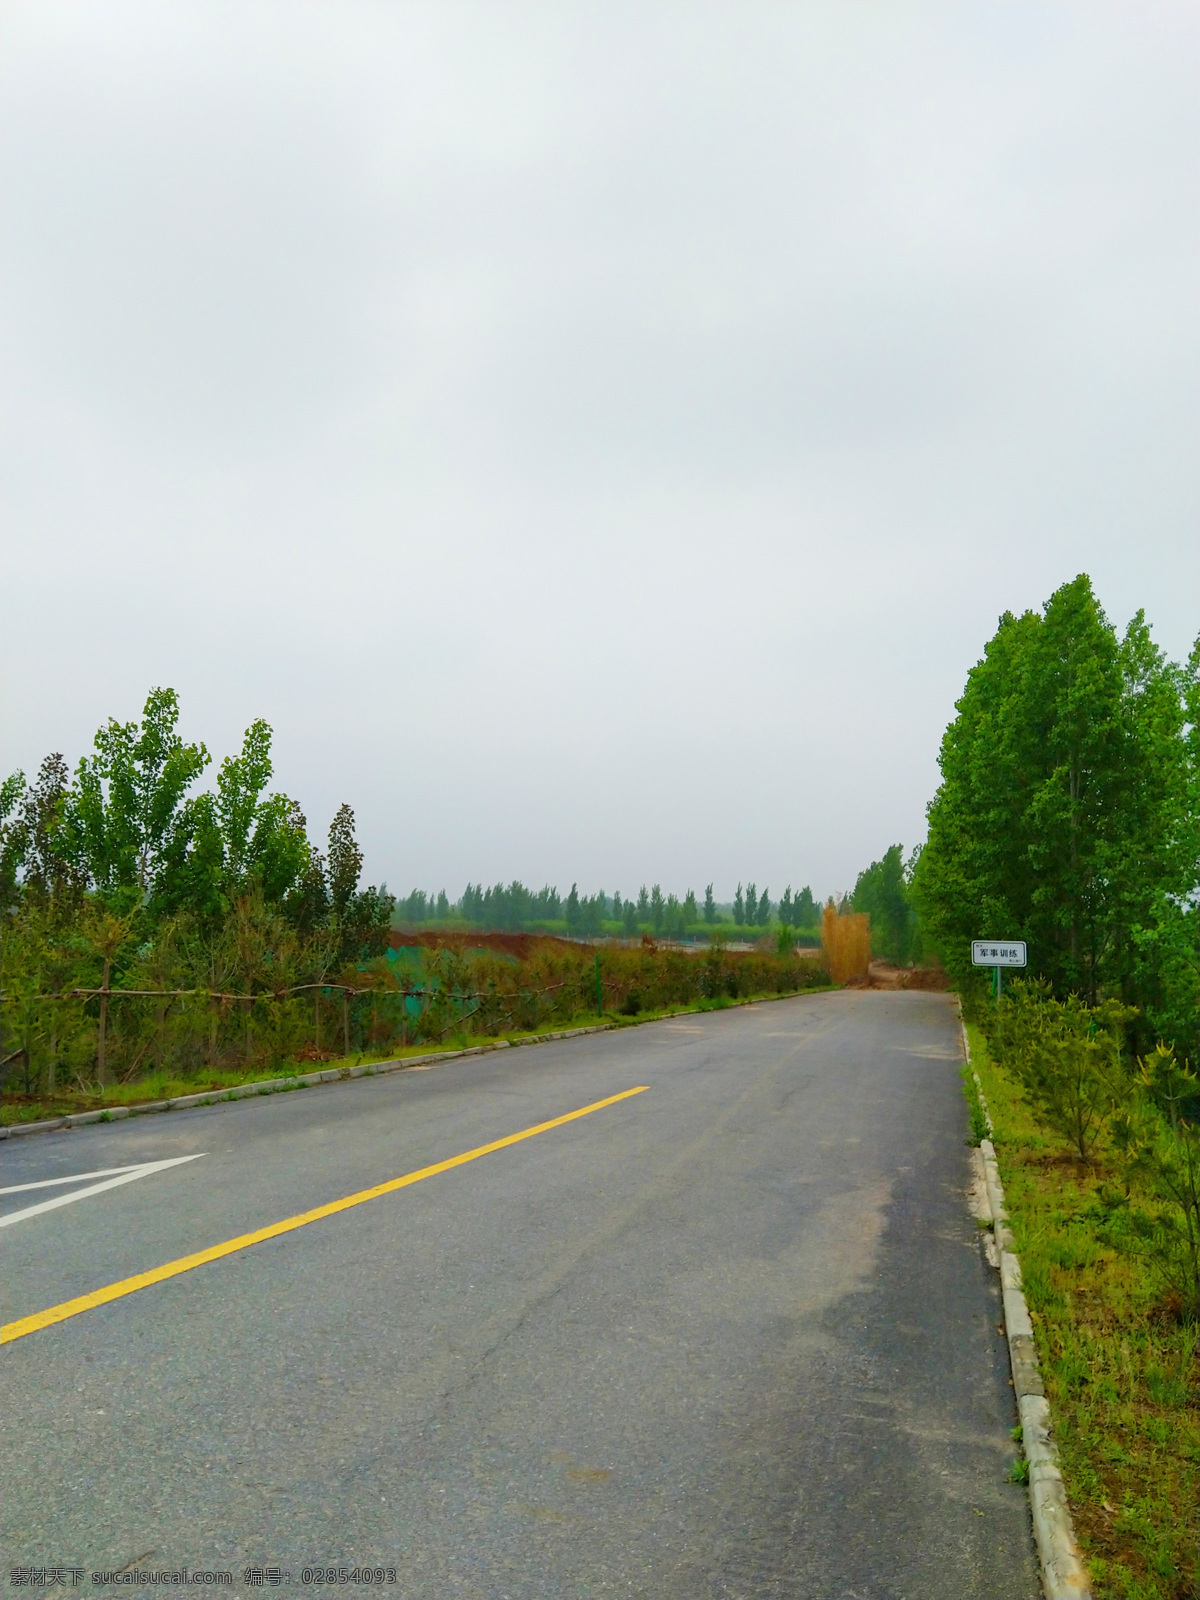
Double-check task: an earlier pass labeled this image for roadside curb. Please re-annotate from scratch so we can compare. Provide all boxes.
[0,1025,611,1140]
[960,1013,1092,1600]
[0,987,831,1141]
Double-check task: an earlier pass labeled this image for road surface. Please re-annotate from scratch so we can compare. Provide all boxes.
[2,990,1038,1598]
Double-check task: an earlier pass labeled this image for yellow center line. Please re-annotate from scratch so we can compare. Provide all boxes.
[1,1084,650,1346]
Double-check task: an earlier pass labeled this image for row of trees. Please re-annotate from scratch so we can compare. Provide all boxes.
[1,688,392,953]
[1,690,396,1090]
[914,575,1197,1064]
[852,845,922,965]
[399,880,823,937]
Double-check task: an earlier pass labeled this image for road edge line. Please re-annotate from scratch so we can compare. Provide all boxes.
[959,1005,1092,1600]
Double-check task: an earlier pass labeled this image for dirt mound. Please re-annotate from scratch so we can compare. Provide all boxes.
[861,961,952,991]
[388,929,582,961]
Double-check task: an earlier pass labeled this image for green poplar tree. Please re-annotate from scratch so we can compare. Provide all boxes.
[61,687,209,912]
[650,884,665,932]
[915,576,1197,1058]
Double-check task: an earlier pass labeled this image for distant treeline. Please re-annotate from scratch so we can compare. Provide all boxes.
[399,880,824,939]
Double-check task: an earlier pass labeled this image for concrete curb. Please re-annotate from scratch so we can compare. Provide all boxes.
[0,988,828,1141]
[0,1025,613,1140]
[960,1013,1092,1600]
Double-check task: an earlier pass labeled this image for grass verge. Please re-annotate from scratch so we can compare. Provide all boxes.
[967,1021,1198,1600]
[1,986,835,1126]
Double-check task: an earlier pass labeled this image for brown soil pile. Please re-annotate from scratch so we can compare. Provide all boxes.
[388,929,582,961]
[855,961,951,991]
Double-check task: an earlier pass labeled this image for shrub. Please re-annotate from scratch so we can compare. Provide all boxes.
[983,980,1134,1161]
[1095,1046,1200,1317]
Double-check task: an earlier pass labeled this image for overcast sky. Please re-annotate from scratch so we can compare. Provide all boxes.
[2,2,1196,905]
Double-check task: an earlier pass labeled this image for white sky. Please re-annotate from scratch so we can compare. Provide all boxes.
[2,1,1197,904]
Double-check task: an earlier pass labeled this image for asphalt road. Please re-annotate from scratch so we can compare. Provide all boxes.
[1,991,1039,1599]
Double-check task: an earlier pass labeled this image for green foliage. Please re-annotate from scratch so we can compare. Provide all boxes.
[650,883,665,933]
[61,686,210,912]
[852,843,919,963]
[984,978,1136,1160]
[967,1023,1197,1597]
[456,883,562,930]
[1095,1046,1200,1316]
[1,689,395,1095]
[915,578,1196,1060]
[961,1063,990,1145]
[3,933,830,1112]
[981,980,1198,1307]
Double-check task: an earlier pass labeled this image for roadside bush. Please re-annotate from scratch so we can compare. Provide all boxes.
[983,980,1134,1161]
[1,927,831,1110]
[1095,1046,1200,1318]
[980,982,1198,1319]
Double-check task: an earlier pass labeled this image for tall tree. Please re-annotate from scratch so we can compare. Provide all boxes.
[853,845,914,963]
[0,771,26,911]
[61,687,209,910]
[745,883,758,926]
[327,804,364,922]
[733,883,744,925]
[704,883,716,924]
[179,719,312,916]
[12,755,80,906]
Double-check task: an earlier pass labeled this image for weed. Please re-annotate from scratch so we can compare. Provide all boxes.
[968,1023,1198,1598]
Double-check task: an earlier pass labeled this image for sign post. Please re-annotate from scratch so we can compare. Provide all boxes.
[971,940,1027,999]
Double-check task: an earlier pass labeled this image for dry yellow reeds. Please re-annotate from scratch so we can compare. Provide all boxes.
[821,900,871,984]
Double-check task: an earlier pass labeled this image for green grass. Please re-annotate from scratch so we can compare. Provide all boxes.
[967,1022,1198,1600]
[1,985,834,1126]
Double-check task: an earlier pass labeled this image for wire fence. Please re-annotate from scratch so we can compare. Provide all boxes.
[0,945,830,1100]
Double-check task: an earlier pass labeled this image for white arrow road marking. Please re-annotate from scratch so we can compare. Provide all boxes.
[1,1164,156,1195]
[0,1155,206,1227]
